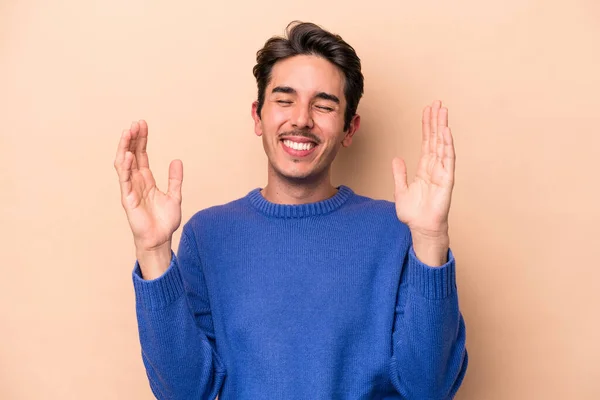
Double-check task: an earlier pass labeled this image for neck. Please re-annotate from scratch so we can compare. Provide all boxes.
[261,166,337,205]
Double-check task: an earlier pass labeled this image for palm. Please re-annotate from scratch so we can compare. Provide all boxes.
[392,100,455,236]
[114,120,183,251]
[125,166,182,250]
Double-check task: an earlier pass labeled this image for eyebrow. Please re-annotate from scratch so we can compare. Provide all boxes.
[271,86,340,104]
[315,92,340,104]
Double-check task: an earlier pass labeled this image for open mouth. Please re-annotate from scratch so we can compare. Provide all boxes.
[280,138,318,157]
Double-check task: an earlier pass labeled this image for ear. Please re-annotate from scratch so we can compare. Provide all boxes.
[251,101,263,136]
[341,114,361,147]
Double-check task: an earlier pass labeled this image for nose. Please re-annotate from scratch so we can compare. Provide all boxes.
[291,104,314,130]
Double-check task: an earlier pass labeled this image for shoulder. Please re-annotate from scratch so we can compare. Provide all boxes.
[182,190,256,237]
[344,187,398,219]
[347,191,395,213]
[340,186,410,235]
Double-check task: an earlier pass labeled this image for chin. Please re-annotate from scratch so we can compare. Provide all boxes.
[272,162,323,183]
[280,169,315,181]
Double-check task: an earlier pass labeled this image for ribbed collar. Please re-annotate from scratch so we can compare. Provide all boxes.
[247,185,354,218]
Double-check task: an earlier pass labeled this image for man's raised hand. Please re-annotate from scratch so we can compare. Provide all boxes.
[113,120,183,278]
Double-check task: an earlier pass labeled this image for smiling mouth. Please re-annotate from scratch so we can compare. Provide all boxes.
[281,139,316,151]
[280,138,318,156]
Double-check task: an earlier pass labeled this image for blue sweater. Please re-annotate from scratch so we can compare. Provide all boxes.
[132,186,468,399]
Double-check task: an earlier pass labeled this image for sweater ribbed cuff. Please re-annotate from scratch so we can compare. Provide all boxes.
[408,246,457,300]
[132,251,185,310]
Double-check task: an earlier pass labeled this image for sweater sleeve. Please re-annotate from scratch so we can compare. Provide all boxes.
[390,246,468,399]
[132,227,226,400]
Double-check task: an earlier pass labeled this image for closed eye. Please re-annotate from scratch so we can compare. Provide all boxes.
[316,106,334,112]
[277,100,292,105]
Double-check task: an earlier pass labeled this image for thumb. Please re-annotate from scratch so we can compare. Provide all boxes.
[392,157,408,194]
[167,159,183,203]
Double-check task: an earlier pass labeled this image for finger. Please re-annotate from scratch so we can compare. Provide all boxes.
[114,129,135,197]
[436,108,447,160]
[421,106,432,155]
[117,151,134,198]
[129,121,140,170]
[114,128,131,168]
[438,106,448,130]
[442,127,456,174]
[135,119,150,169]
[429,100,441,154]
[392,157,408,193]
[167,159,184,203]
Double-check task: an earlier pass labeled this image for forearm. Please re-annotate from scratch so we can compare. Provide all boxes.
[390,248,468,398]
[133,257,226,399]
[392,295,467,398]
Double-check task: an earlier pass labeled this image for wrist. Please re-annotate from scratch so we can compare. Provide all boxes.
[136,241,173,280]
[411,232,449,267]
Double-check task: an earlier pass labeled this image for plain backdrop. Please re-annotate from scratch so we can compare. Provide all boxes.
[1,0,599,399]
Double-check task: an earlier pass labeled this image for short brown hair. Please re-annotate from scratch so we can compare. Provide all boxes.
[253,21,364,131]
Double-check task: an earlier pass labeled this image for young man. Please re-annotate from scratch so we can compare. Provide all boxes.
[114,21,468,399]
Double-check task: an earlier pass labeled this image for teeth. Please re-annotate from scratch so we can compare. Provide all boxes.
[283,140,315,151]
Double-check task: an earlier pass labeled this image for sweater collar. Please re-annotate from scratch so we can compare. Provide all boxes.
[247,185,354,218]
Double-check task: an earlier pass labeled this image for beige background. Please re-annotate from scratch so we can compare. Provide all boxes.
[1,0,599,399]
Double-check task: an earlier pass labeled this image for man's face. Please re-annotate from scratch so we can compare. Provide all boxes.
[252,55,360,182]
